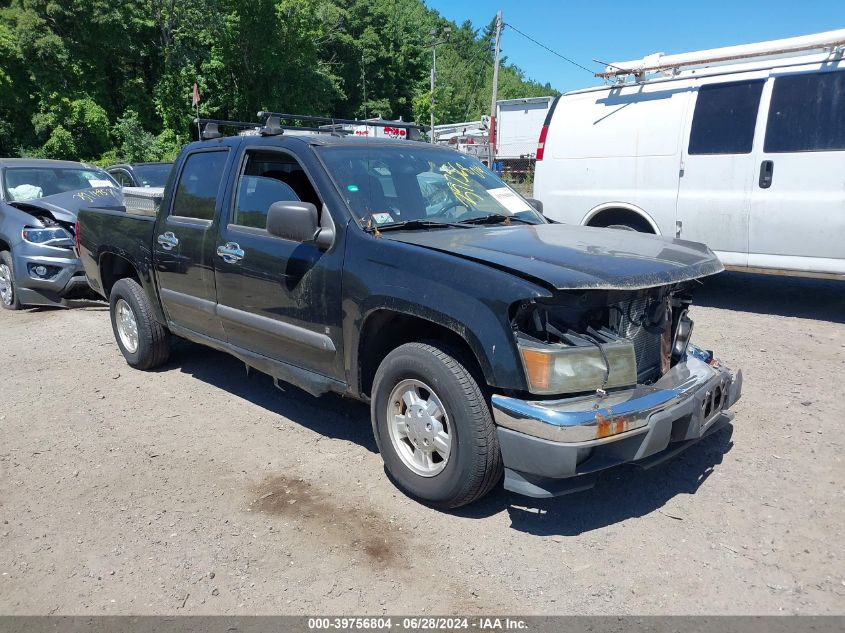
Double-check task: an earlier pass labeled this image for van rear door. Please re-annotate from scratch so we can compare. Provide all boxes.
[748,66,845,276]
[676,76,766,268]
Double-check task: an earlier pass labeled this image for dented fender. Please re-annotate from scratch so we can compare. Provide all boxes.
[341,228,551,394]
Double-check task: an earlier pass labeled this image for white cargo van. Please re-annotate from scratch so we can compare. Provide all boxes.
[534,30,845,279]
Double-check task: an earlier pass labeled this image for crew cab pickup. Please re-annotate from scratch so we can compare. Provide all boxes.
[77,129,742,507]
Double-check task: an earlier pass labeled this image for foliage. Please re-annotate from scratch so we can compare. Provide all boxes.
[0,0,559,162]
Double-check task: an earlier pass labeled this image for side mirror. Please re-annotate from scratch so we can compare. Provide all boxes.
[526,198,544,214]
[266,201,319,243]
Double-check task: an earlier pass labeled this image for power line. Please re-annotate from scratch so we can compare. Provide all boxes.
[504,22,595,74]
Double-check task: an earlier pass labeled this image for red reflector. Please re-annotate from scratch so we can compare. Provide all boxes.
[74,220,81,255]
[536,125,549,160]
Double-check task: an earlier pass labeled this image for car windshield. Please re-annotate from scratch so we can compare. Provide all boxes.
[318,145,545,227]
[3,166,118,202]
[132,163,172,187]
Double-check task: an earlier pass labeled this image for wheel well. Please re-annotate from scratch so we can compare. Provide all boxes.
[358,310,484,398]
[587,208,655,233]
[0,238,10,253]
[99,253,140,297]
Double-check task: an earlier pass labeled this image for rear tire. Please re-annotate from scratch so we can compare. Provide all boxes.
[0,251,22,310]
[109,278,170,370]
[606,224,638,231]
[371,341,502,508]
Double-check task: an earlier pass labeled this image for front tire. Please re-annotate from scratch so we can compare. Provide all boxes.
[0,251,22,310]
[109,278,170,370]
[371,342,502,508]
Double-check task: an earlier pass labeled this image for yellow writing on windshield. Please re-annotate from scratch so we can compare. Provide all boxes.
[442,162,486,208]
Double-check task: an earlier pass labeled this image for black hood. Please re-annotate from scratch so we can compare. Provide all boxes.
[383,223,723,290]
[9,187,124,223]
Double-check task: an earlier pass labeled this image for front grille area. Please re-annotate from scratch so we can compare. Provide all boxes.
[610,298,664,380]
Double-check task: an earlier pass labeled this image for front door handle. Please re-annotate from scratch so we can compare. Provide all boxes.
[216,242,245,263]
[759,160,774,189]
[157,231,179,250]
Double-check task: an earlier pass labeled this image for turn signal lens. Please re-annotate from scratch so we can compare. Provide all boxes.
[520,348,554,392]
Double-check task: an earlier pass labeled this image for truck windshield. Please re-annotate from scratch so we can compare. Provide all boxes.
[318,146,545,227]
[132,163,173,187]
[3,166,118,202]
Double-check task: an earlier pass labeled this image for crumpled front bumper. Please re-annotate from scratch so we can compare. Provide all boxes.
[491,354,742,498]
[12,243,91,307]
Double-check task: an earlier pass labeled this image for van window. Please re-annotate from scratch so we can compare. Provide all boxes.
[764,70,845,153]
[172,151,229,220]
[689,80,763,155]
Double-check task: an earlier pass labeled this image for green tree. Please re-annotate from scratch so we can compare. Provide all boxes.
[0,0,560,161]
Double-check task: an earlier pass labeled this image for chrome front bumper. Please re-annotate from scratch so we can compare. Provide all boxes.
[491,354,742,498]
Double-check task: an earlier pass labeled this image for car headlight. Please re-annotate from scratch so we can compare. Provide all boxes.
[517,335,638,395]
[672,310,694,359]
[21,226,74,247]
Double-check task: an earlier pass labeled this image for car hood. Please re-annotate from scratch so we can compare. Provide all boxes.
[383,223,723,290]
[8,187,124,223]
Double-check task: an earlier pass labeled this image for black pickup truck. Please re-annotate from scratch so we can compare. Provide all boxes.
[77,125,742,508]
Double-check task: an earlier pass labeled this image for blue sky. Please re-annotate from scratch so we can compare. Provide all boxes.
[425,0,843,93]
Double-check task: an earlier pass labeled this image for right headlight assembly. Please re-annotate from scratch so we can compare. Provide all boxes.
[517,333,638,396]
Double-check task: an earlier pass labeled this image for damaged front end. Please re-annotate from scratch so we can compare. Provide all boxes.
[14,209,93,306]
[493,283,742,498]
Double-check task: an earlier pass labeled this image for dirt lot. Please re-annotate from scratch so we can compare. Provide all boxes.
[1,272,843,615]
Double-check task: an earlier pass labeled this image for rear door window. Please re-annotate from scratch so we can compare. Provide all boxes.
[764,70,845,153]
[171,151,229,220]
[688,80,764,155]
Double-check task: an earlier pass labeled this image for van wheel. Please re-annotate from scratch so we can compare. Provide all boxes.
[371,342,503,508]
[109,278,170,370]
[606,224,637,231]
[0,251,22,310]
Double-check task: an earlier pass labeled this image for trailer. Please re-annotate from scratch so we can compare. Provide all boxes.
[493,97,554,162]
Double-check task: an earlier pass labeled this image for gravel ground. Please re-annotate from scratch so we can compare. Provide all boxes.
[0,272,843,615]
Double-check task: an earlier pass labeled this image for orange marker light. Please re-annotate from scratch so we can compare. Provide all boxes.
[595,412,628,439]
[520,348,553,392]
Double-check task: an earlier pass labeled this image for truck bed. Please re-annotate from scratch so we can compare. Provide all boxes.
[76,206,156,300]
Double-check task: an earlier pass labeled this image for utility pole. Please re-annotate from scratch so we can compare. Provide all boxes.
[429,27,451,144]
[361,52,368,120]
[488,11,503,167]
[430,44,436,143]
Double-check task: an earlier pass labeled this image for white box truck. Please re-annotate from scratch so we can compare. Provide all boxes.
[491,96,555,179]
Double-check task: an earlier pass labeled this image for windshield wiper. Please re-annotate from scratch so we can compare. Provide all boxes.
[459,214,535,226]
[363,219,469,233]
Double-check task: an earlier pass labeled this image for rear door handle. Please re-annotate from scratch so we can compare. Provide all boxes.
[157,231,179,250]
[216,242,245,263]
[759,160,774,189]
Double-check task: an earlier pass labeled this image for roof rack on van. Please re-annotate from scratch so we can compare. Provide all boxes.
[597,29,845,80]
